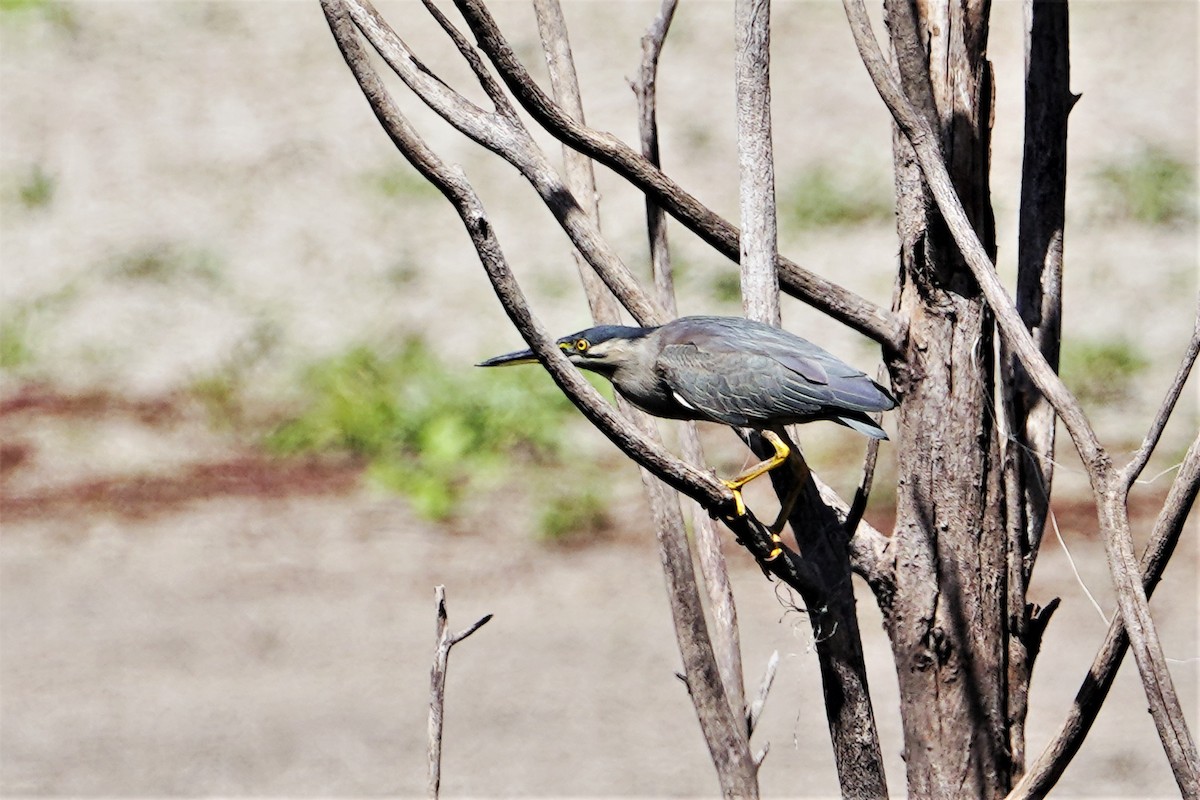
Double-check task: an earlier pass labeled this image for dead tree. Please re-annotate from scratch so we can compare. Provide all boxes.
[321,0,1200,797]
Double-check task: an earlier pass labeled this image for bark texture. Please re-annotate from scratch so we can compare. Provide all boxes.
[882,1,1010,796]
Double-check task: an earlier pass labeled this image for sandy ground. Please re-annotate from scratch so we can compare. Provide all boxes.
[0,392,1195,797]
[1,1,1197,797]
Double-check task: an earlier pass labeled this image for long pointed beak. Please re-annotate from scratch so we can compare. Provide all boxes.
[476,348,538,367]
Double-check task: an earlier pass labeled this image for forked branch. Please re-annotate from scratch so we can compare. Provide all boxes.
[427,586,493,799]
[1120,302,1200,490]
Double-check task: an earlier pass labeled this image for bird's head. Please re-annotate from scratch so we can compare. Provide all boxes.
[477,324,654,376]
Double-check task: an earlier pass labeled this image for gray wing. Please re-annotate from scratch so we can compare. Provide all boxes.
[655,317,895,428]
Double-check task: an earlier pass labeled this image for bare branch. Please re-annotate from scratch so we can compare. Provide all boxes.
[1012,0,1073,568]
[769,460,889,797]
[730,0,781,737]
[730,14,888,792]
[427,585,493,799]
[746,649,779,737]
[809,473,894,595]
[418,0,517,119]
[844,366,888,538]
[452,0,906,353]
[630,0,750,737]
[530,0,624,332]
[633,0,678,316]
[531,4,756,791]
[1121,300,1200,489]
[735,0,780,326]
[1010,431,1200,800]
[640,472,760,797]
[842,0,1199,787]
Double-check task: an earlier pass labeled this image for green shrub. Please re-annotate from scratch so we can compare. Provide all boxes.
[0,313,31,370]
[710,271,743,304]
[16,164,55,210]
[266,339,587,520]
[782,165,893,230]
[1092,145,1195,226]
[0,0,76,31]
[1060,338,1149,405]
[538,490,612,542]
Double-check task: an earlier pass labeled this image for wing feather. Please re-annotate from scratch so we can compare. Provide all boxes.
[655,317,895,428]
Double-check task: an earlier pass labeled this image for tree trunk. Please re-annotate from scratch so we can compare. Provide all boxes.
[882,1,1011,797]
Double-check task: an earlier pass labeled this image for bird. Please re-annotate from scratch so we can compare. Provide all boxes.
[478,315,895,555]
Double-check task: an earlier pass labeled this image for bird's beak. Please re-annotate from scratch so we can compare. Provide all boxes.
[476,348,539,367]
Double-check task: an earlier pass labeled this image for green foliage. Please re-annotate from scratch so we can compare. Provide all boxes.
[0,312,31,370]
[15,164,55,209]
[266,339,588,521]
[0,0,47,13]
[0,0,76,30]
[781,165,893,230]
[710,271,742,304]
[538,490,611,542]
[0,284,82,373]
[1060,337,1149,405]
[1092,145,1196,226]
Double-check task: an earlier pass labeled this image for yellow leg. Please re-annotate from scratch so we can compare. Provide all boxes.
[767,450,811,535]
[723,430,792,493]
[721,430,794,561]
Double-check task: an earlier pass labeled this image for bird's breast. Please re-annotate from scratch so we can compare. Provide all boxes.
[610,369,698,422]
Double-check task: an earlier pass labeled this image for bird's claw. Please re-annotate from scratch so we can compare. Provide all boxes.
[720,483,782,561]
[764,533,783,562]
[721,480,747,517]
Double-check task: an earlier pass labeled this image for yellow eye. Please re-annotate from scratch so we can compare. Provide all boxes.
[575,339,589,352]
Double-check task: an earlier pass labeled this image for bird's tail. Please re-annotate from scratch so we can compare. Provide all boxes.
[835,413,889,440]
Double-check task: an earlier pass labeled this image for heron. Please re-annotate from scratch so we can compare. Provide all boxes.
[479,315,895,556]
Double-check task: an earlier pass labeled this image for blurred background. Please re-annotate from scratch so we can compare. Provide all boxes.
[1,1,1196,796]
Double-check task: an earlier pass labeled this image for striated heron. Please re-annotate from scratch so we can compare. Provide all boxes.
[479,315,895,555]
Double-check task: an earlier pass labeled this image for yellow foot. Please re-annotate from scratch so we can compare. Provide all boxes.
[721,429,800,527]
[721,480,747,517]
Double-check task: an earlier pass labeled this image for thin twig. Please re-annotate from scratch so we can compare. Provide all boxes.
[531,0,623,330]
[427,586,493,799]
[1120,300,1200,490]
[746,649,779,737]
[844,365,887,537]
